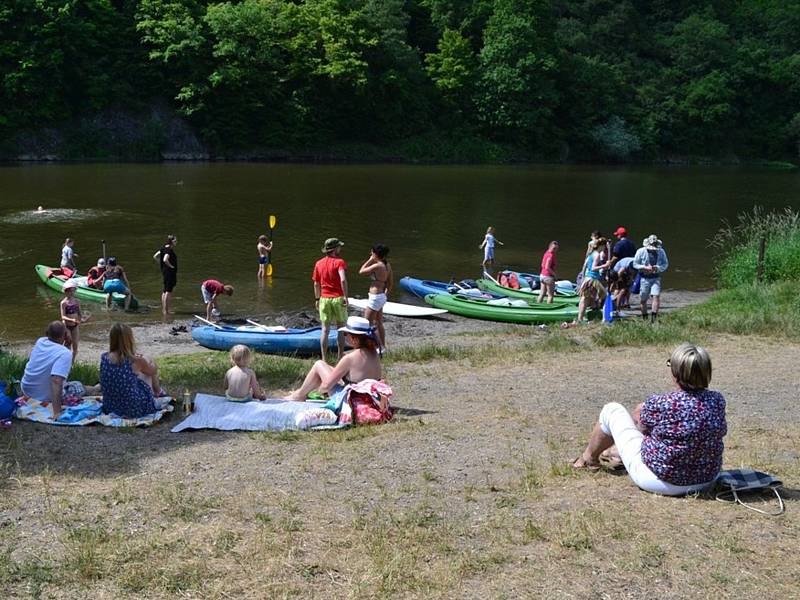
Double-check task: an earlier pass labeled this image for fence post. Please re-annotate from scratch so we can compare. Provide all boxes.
[756,236,767,283]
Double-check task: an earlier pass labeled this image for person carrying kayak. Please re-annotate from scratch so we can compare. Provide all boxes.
[103,257,134,311]
[87,258,106,290]
[313,238,348,361]
[201,279,234,321]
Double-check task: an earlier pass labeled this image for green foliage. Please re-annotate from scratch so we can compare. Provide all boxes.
[3,0,800,160]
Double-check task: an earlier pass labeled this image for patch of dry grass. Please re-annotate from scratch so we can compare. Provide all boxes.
[1,339,799,598]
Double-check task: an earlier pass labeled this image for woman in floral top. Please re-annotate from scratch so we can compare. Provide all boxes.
[573,343,726,495]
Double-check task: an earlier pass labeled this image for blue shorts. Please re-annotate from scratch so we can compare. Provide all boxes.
[104,279,128,294]
[258,256,268,265]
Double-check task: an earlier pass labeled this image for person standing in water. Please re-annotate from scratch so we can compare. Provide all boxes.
[103,257,133,311]
[479,226,503,269]
[153,235,178,315]
[60,238,78,272]
[257,235,273,278]
[359,244,392,351]
[312,238,348,361]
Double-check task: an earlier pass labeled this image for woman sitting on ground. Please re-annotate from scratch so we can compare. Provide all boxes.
[100,323,163,418]
[286,316,382,401]
[573,343,727,496]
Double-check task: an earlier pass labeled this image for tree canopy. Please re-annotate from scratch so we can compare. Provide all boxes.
[2,0,799,160]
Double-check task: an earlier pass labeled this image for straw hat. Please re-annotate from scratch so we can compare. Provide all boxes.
[643,234,662,250]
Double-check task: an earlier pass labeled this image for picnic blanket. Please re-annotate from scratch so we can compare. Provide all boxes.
[14,396,174,427]
[171,380,394,433]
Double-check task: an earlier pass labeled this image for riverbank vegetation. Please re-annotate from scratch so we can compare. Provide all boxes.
[3,1,800,161]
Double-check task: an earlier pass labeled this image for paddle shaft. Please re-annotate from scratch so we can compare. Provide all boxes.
[267,214,276,276]
[101,239,106,262]
[246,318,271,331]
[194,314,223,329]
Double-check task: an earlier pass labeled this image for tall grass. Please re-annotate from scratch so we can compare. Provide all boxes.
[594,281,800,347]
[711,206,800,287]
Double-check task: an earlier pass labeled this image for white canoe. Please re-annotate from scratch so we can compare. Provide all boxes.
[348,297,448,318]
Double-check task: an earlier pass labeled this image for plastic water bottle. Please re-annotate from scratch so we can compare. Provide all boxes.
[182,389,192,413]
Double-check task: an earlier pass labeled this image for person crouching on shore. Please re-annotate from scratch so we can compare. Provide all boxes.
[201,279,234,321]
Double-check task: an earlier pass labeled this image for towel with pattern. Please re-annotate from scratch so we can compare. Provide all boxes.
[14,396,173,427]
[171,394,341,432]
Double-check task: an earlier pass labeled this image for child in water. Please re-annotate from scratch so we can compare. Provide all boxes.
[479,226,503,268]
[224,345,267,401]
[60,279,89,362]
[257,235,273,278]
[60,238,78,272]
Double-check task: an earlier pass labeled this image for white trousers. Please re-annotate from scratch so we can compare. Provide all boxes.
[599,402,713,496]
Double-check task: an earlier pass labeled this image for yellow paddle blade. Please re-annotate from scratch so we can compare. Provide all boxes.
[266,262,273,277]
[269,214,277,229]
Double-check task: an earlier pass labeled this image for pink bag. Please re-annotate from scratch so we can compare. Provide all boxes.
[350,392,393,424]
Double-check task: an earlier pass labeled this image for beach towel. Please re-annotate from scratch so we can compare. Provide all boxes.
[171,394,340,432]
[14,396,173,427]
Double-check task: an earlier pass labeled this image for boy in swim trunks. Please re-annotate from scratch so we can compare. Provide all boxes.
[312,238,348,361]
[257,235,273,278]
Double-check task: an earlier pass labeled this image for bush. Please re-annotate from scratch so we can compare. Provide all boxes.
[711,206,800,287]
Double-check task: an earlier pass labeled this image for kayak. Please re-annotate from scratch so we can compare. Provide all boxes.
[348,297,447,317]
[35,264,140,310]
[477,277,581,305]
[399,276,500,299]
[192,324,338,355]
[424,293,587,324]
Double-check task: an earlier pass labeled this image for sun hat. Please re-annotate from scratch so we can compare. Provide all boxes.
[97,257,106,267]
[643,234,662,250]
[613,226,627,237]
[322,238,344,253]
[339,316,372,336]
[63,279,78,290]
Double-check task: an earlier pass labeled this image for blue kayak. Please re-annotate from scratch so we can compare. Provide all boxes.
[399,276,500,299]
[192,324,338,355]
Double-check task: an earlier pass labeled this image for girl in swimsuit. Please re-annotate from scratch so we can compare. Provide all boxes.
[285,316,382,401]
[60,279,89,362]
[358,244,392,351]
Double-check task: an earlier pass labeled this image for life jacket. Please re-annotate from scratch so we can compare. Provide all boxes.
[87,266,105,287]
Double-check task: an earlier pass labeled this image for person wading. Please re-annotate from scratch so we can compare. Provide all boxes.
[153,235,178,315]
[312,238,348,361]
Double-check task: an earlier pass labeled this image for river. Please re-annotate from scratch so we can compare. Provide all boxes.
[1,163,799,343]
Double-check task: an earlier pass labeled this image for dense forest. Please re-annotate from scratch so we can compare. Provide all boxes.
[2,0,800,161]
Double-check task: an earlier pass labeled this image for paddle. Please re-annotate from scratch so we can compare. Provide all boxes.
[266,214,276,276]
[246,318,288,332]
[194,314,223,329]
[101,239,107,262]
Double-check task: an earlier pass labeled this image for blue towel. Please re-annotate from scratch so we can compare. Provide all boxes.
[57,402,103,423]
[322,385,348,413]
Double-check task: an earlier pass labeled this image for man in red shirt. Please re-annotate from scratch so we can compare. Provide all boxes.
[312,238,348,360]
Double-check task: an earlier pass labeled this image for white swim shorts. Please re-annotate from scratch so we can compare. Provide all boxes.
[367,292,387,311]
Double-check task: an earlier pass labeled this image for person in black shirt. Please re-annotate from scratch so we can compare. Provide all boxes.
[153,235,178,315]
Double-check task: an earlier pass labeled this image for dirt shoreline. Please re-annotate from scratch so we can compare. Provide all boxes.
[7,289,713,364]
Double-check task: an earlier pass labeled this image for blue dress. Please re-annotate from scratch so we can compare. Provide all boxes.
[100,353,157,418]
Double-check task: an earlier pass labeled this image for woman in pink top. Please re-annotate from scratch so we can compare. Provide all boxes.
[537,241,559,304]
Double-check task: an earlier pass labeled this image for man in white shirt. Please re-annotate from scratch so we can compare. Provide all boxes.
[21,322,97,419]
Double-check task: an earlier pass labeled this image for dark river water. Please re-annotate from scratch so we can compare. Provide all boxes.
[2,163,799,342]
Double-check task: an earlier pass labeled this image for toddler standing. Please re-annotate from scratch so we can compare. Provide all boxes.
[224,345,266,401]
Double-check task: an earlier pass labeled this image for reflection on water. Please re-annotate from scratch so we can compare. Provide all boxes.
[1,163,799,343]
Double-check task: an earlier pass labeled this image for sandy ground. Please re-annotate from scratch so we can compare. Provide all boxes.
[2,288,799,598]
[7,289,713,363]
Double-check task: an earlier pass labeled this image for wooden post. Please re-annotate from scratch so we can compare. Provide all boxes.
[756,236,767,282]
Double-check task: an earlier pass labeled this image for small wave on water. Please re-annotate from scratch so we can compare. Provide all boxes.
[0,248,33,263]
[0,208,120,225]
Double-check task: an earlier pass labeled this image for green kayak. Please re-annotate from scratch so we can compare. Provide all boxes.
[35,264,140,310]
[477,278,581,305]
[424,293,588,324]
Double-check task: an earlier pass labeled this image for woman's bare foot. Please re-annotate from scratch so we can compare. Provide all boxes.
[572,453,601,471]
